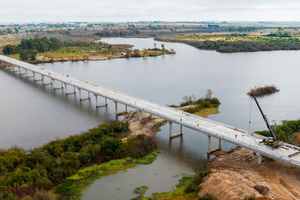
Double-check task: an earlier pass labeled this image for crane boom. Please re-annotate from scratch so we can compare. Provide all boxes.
[251,94,277,141]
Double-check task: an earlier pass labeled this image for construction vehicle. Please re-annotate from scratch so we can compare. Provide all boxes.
[251,94,281,148]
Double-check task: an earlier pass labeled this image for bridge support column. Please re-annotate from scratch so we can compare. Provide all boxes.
[19,67,26,75]
[149,114,153,119]
[54,81,63,90]
[139,110,142,120]
[78,89,90,101]
[95,95,107,107]
[43,77,53,85]
[26,70,34,78]
[34,73,42,81]
[169,123,183,138]
[105,98,108,106]
[257,152,262,165]
[13,65,19,72]
[207,136,222,161]
[169,122,173,138]
[65,84,76,95]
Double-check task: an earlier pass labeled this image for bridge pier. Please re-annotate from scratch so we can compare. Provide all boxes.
[43,77,53,85]
[207,135,222,161]
[34,73,42,81]
[65,84,76,95]
[115,102,128,119]
[95,95,107,108]
[169,122,183,138]
[54,80,64,90]
[257,152,263,165]
[13,65,19,72]
[26,70,34,78]
[19,67,26,75]
[139,110,142,120]
[79,88,90,101]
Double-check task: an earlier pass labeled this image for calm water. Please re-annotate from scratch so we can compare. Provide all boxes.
[1,37,299,199]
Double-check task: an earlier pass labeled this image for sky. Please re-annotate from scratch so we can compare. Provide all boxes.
[1,0,300,23]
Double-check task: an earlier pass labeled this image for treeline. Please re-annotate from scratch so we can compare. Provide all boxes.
[256,120,300,145]
[229,26,256,32]
[267,27,291,37]
[158,34,300,53]
[0,121,157,200]
[94,30,140,37]
[2,37,61,61]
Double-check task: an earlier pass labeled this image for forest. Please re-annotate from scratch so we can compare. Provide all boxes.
[0,121,157,200]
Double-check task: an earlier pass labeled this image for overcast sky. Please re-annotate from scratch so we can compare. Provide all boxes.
[1,0,300,23]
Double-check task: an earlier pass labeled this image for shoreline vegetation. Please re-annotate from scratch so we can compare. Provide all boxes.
[0,111,166,200]
[169,89,221,118]
[155,27,300,53]
[247,85,279,97]
[1,36,175,64]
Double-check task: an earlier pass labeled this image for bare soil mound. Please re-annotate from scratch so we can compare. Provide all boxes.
[198,147,300,200]
[198,170,262,200]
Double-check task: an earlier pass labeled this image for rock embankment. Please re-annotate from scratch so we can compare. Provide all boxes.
[123,111,167,136]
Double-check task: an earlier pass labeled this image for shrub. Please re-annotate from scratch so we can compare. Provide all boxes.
[32,190,55,200]
[200,101,212,109]
[210,98,220,105]
[184,183,196,193]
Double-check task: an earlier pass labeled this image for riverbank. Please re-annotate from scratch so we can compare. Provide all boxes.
[54,111,166,199]
[0,111,167,200]
[155,32,300,53]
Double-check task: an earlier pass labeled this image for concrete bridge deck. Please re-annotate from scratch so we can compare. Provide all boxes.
[1,54,300,168]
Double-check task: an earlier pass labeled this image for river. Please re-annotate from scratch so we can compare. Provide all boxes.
[0,37,299,199]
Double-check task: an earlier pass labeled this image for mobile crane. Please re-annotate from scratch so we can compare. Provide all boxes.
[251,94,281,148]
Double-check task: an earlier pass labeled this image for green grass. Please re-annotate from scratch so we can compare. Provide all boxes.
[53,150,159,200]
[141,176,199,200]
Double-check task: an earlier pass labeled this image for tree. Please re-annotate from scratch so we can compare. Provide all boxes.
[161,44,165,54]
[82,53,89,61]
[14,28,19,34]
[154,43,157,55]
[2,45,19,55]
[205,89,213,99]
[19,50,29,60]
[7,28,12,34]
[30,51,36,61]
[142,49,148,57]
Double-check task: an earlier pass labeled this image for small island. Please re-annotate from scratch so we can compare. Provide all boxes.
[247,85,279,97]
[170,89,221,118]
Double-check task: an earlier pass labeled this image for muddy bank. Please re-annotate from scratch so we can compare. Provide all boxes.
[198,147,300,200]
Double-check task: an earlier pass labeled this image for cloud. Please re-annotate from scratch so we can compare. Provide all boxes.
[1,0,300,23]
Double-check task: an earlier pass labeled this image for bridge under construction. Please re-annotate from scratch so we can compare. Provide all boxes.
[1,54,300,168]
